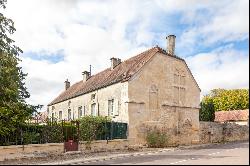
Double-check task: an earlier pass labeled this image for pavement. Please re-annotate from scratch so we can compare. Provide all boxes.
[40,140,249,165]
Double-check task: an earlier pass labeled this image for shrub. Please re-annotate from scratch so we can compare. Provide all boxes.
[199,96,215,121]
[78,116,111,149]
[146,130,168,148]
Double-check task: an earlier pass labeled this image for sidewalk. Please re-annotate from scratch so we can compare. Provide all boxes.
[41,142,226,165]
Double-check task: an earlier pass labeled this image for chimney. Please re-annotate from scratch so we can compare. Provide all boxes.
[64,79,70,90]
[82,71,90,82]
[110,57,121,69]
[166,35,176,55]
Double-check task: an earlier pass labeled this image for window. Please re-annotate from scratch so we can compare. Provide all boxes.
[83,106,86,116]
[68,109,71,120]
[91,103,96,116]
[52,113,54,119]
[59,111,62,120]
[91,94,96,100]
[68,101,71,107]
[52,106,55,110]
[78,106,82,118]
[108,99,114,116]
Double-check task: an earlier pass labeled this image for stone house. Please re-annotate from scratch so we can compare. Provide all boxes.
[47,35,201,145]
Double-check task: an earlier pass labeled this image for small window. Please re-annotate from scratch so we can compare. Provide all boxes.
[68,109,71,120]
[59,111,62,120]
[68,101,71,106]
[108,99,114,116]
[91,103,96,116]
[91,94,96,100]
[52,106,55,110]
[78,106,82,118]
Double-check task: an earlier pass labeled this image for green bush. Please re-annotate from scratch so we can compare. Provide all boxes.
[78,116,111,149]
[199,96,215,121]
[200,89,249,121]
[23,131,40,144]
[146,131,168,148]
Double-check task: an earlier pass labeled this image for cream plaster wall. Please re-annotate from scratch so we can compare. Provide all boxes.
[48,82,129,123]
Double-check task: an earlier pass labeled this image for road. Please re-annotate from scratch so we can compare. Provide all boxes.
[72,141,249,165]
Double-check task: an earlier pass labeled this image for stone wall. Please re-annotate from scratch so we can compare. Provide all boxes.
[199,121,249,144]
[127,52,200,146]
[0,139,129,161]
[128,105,200,146]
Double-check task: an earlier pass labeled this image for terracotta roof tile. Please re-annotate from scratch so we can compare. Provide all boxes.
[214,109,249,122]
[48,46,183,106]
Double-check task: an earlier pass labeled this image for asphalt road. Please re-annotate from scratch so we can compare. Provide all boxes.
[75,141,249,165]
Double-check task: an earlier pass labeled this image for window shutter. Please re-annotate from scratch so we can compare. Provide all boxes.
[114,99,119,116]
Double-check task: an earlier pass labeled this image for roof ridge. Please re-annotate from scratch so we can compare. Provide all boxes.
[48,46,185,106]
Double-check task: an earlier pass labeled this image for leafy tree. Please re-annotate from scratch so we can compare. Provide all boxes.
[0,0,42,135]
[199,96,215,121]
[199,88,249,121]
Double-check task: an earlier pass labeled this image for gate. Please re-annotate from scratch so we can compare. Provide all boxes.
[62,120,79,152]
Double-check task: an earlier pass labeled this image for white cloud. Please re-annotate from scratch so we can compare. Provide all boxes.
[2,0,249,111]
[186,45,249,98]
[178,0,249,54]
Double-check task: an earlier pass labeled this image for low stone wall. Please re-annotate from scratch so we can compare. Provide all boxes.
[79,139,129,151]
[0,139,129,161]
[199,121,249,144]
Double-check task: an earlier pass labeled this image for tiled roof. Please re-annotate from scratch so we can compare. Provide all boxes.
[48,46,186,106]
[214,109,249,122]
[30,111,48,123]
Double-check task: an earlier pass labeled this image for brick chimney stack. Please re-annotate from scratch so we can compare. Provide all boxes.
[110,57,121,69]
[82,71,90,82]
[166,35,176,55]
[64,79,70,90]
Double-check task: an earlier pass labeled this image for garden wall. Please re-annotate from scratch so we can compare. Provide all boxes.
[199,121,249,144]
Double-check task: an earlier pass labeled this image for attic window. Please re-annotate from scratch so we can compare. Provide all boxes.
[52,106,55,110]
[68,101,71,106]
[91,94,96,100]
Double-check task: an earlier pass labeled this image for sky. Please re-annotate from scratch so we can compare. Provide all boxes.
[2,0,249,112]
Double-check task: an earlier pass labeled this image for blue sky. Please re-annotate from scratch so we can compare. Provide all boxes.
[3,0,249,112]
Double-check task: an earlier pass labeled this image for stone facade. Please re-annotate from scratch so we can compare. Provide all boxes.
[47,36,201,145]
[127,52,200,145]
[199,121,249,144]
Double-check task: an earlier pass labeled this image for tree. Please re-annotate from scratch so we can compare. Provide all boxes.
[199,96,215,121]
[199,88,249,121]
[0,0,42,135]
